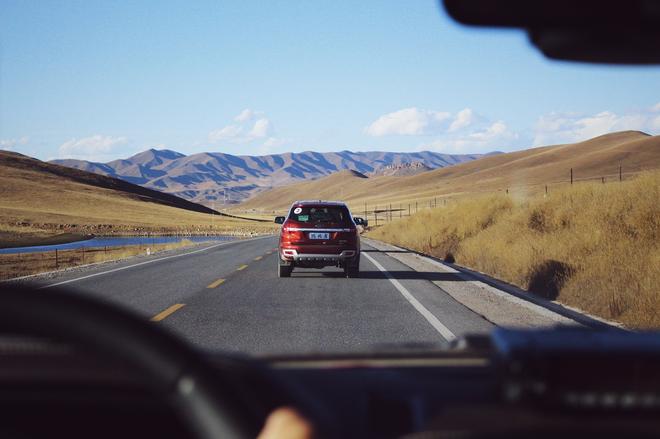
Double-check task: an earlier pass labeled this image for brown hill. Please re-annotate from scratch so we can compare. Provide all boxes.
[236,131,660,212]
[0,151,273,245]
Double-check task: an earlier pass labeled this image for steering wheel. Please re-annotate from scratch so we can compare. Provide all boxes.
[0,284,267,439]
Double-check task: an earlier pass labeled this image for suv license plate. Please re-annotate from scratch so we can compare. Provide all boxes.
[308,232,330,240]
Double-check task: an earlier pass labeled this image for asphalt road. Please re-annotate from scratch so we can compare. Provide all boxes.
[27,236,494,355]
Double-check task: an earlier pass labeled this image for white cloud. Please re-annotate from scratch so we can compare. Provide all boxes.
[448,108,475,132]
[533,104,660,146]
[0,136,29,150]
[58,135,128,161]
[234,108,263,122]
[364,107,451,136]
[208,124,243,142]
[248,118,273,138]
[365,107,518,153]
[208,109,274,144]
[425,121,518,153]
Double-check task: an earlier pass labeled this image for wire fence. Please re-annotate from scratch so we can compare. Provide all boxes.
[355,166,643,226]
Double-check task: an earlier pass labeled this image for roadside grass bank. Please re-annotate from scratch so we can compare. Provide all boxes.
[0,239,212,280]
[367,171,660,329]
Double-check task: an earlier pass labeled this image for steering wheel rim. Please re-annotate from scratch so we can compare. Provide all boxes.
[0,284,257,439]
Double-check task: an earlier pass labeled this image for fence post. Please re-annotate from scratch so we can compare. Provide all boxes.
[570,168,573,185]
[602,176,605,184]
[545,185,548,195]
[399,203,402,219]
[374,206,378,226]
[55,249,58,269]
[389,203,392,221]
[415,201,418,213]
[619,165,622,182]
[82,247,85,265]
[408,204,411,216]
[434,197,437,208]
[364,202,367,220]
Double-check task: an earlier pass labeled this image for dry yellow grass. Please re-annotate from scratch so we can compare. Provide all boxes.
[0,239,209,280]
[368,171,660,329]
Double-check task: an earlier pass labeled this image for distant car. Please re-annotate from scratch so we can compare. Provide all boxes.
[276,201,360,278]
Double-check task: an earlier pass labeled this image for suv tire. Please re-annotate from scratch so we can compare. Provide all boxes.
[344,256,360,278]
[278,259,293,278]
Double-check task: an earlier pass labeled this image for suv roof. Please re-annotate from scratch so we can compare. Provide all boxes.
[292,200,348,206]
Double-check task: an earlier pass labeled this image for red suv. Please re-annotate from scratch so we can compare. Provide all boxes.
[275,201,361,278]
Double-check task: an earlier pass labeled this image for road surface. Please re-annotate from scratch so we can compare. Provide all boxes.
[21,236,583,356]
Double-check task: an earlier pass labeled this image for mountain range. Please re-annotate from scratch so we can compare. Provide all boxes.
[237,131,660,211]
[51,150,492,206]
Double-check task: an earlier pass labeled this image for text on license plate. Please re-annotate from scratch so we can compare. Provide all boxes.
[308,232,330,240]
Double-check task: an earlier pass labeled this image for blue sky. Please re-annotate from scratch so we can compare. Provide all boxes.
[1,0,659,162]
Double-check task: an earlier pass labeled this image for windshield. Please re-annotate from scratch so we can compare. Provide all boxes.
[288,206,352,225]
[0,1,658,358]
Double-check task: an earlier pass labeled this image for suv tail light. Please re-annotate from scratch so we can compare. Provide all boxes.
[282,226,303,241]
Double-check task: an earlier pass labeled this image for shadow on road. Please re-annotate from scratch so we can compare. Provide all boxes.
[361,249,412,254]
[290,270,467,282]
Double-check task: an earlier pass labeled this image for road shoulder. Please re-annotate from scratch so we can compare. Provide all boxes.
[362,238,622,330]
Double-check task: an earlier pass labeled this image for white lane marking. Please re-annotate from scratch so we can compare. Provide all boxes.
[39,236,272,289]
[362,252,456,342]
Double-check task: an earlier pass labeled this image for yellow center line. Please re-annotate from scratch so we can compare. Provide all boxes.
[254,256,263,261]
[207,278,226,288]
[237,264,248,271]
[151,303,185,322]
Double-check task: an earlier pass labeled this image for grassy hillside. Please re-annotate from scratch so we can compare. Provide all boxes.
[0,151,276,247]
[236,131,660,213]
[368,171,660,329]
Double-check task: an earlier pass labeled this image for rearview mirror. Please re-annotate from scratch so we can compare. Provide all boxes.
[442,0,660,64]
[274,216,285,224]
[354,217,368,227]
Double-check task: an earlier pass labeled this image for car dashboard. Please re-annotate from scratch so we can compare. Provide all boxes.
[2,329,660,438]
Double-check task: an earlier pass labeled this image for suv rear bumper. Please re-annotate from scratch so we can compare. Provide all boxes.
[281,249,356,262]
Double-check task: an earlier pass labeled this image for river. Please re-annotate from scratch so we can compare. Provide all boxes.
[0,235,236,255]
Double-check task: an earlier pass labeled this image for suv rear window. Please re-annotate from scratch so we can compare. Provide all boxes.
[288,205,351,225]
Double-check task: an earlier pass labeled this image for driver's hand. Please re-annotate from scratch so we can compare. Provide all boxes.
[257,407,314,439]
